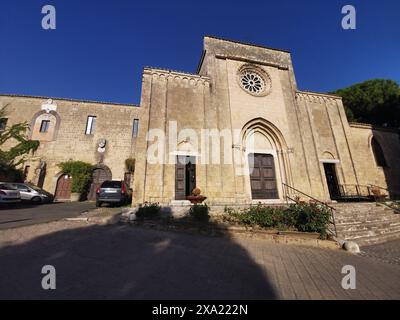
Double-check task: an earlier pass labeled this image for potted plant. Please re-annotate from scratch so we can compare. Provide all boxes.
[58,161,94,201]
[187,187,207,204]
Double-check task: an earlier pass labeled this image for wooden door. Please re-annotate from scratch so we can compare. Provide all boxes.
[55,174,72,200]
[175,156,186,200]
[249,154,278,200]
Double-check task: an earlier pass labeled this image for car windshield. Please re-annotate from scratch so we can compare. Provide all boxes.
[26,184,42,192]
[101,181,122,188]
[0,184,17,190]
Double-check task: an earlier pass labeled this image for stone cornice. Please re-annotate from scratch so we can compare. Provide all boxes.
[296,91,342,103]
[349,122,399,133]
[205,35,291,54]
[215,54,289,70]
[143,67,211,85]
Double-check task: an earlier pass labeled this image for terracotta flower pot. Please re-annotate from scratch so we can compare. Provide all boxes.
[186,196,207,204]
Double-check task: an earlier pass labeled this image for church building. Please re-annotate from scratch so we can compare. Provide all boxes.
[1,36,399,205]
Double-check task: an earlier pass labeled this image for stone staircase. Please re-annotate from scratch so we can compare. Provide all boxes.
[332,202,400,246]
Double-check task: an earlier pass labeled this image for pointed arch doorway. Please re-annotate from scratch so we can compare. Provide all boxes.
[241,118,292,202]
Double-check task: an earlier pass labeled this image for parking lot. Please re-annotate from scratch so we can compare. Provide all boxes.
[0,202,95,230]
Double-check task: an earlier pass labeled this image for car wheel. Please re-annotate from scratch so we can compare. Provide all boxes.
[96,201,102,208]
[31,197,42,204]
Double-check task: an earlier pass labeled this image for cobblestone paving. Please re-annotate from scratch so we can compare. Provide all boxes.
[0,221,399,300]
[360,240,400,266]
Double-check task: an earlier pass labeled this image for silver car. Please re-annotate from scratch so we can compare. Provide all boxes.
[11,183,54,204]
[0,183,21,204]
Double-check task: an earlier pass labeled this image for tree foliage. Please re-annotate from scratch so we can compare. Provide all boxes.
[58,160,94,193]
[0,105,40,173]
[331,79,400,127]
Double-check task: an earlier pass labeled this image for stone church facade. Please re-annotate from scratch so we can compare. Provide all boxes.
[1,36,399,205]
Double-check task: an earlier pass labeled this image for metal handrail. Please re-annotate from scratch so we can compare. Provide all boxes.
[282,183,337,238]
[367,184,391,202]
[338,184,373,199]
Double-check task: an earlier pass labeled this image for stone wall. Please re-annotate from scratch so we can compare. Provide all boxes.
[350,123,400,197]
[0,95,143,194]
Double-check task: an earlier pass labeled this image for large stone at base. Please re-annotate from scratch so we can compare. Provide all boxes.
[343,241,360,254]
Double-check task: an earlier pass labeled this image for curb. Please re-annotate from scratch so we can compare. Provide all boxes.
[123,219,341,250]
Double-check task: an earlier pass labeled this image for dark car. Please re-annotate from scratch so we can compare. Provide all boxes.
[96,180,132,207]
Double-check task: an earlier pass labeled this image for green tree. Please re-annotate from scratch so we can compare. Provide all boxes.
[331,79,400,127]
[58,161,94,193]
[0,105,40,177]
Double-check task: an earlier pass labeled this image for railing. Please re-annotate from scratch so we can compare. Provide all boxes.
[368,184,390,201]
[282,183,337,238]
[338,184,373,200]
[368,184,400,211]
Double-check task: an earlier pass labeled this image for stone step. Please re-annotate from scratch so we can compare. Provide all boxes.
[346,229,400,246]
[336,220,400,232]
[335,214,400,224]
[337,224,400,238]
[337,224,400,241]
[334,209,392,216]
[334,208,397,217]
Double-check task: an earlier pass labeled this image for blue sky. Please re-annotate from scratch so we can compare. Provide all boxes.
[1,0,399,105]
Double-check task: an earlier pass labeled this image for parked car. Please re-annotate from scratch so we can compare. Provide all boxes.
[10,183,54,204]
[0,183,21,205]
[96,180,132,207]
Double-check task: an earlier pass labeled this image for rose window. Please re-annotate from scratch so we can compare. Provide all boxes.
[240,72,265,94]
[237,65,271,96]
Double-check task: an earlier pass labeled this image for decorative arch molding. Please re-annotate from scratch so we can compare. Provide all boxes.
[239,117,294,201]
[29,110,61,141]
[241,117,288,152]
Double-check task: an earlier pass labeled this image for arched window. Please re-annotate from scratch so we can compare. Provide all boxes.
[30,110,61,141]
[371,137,387,167]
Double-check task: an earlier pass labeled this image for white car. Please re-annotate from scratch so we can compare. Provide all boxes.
[11,183,54,204]
[0,183,21,204]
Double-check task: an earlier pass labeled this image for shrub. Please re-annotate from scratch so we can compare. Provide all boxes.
[125,158,136,173]
[222,203,331,238]
[58,161,94,193]
[189,204,210,222]
[287,203,332,238]
[136,202,161,220]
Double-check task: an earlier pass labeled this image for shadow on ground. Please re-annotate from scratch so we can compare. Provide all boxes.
[0,221,278,300]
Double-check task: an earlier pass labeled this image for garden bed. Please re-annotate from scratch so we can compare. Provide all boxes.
[122,202,338,248]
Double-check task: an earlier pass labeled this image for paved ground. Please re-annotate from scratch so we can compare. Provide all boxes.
[361,239,400,266]
[0,202,95,230]
[0,220,399,300]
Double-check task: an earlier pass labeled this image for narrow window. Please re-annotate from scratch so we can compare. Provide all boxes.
[371,137,387,167]
[132,119,139,138]
[39,120,50,133]
[0,118,7,131]
[85,116,96,135]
